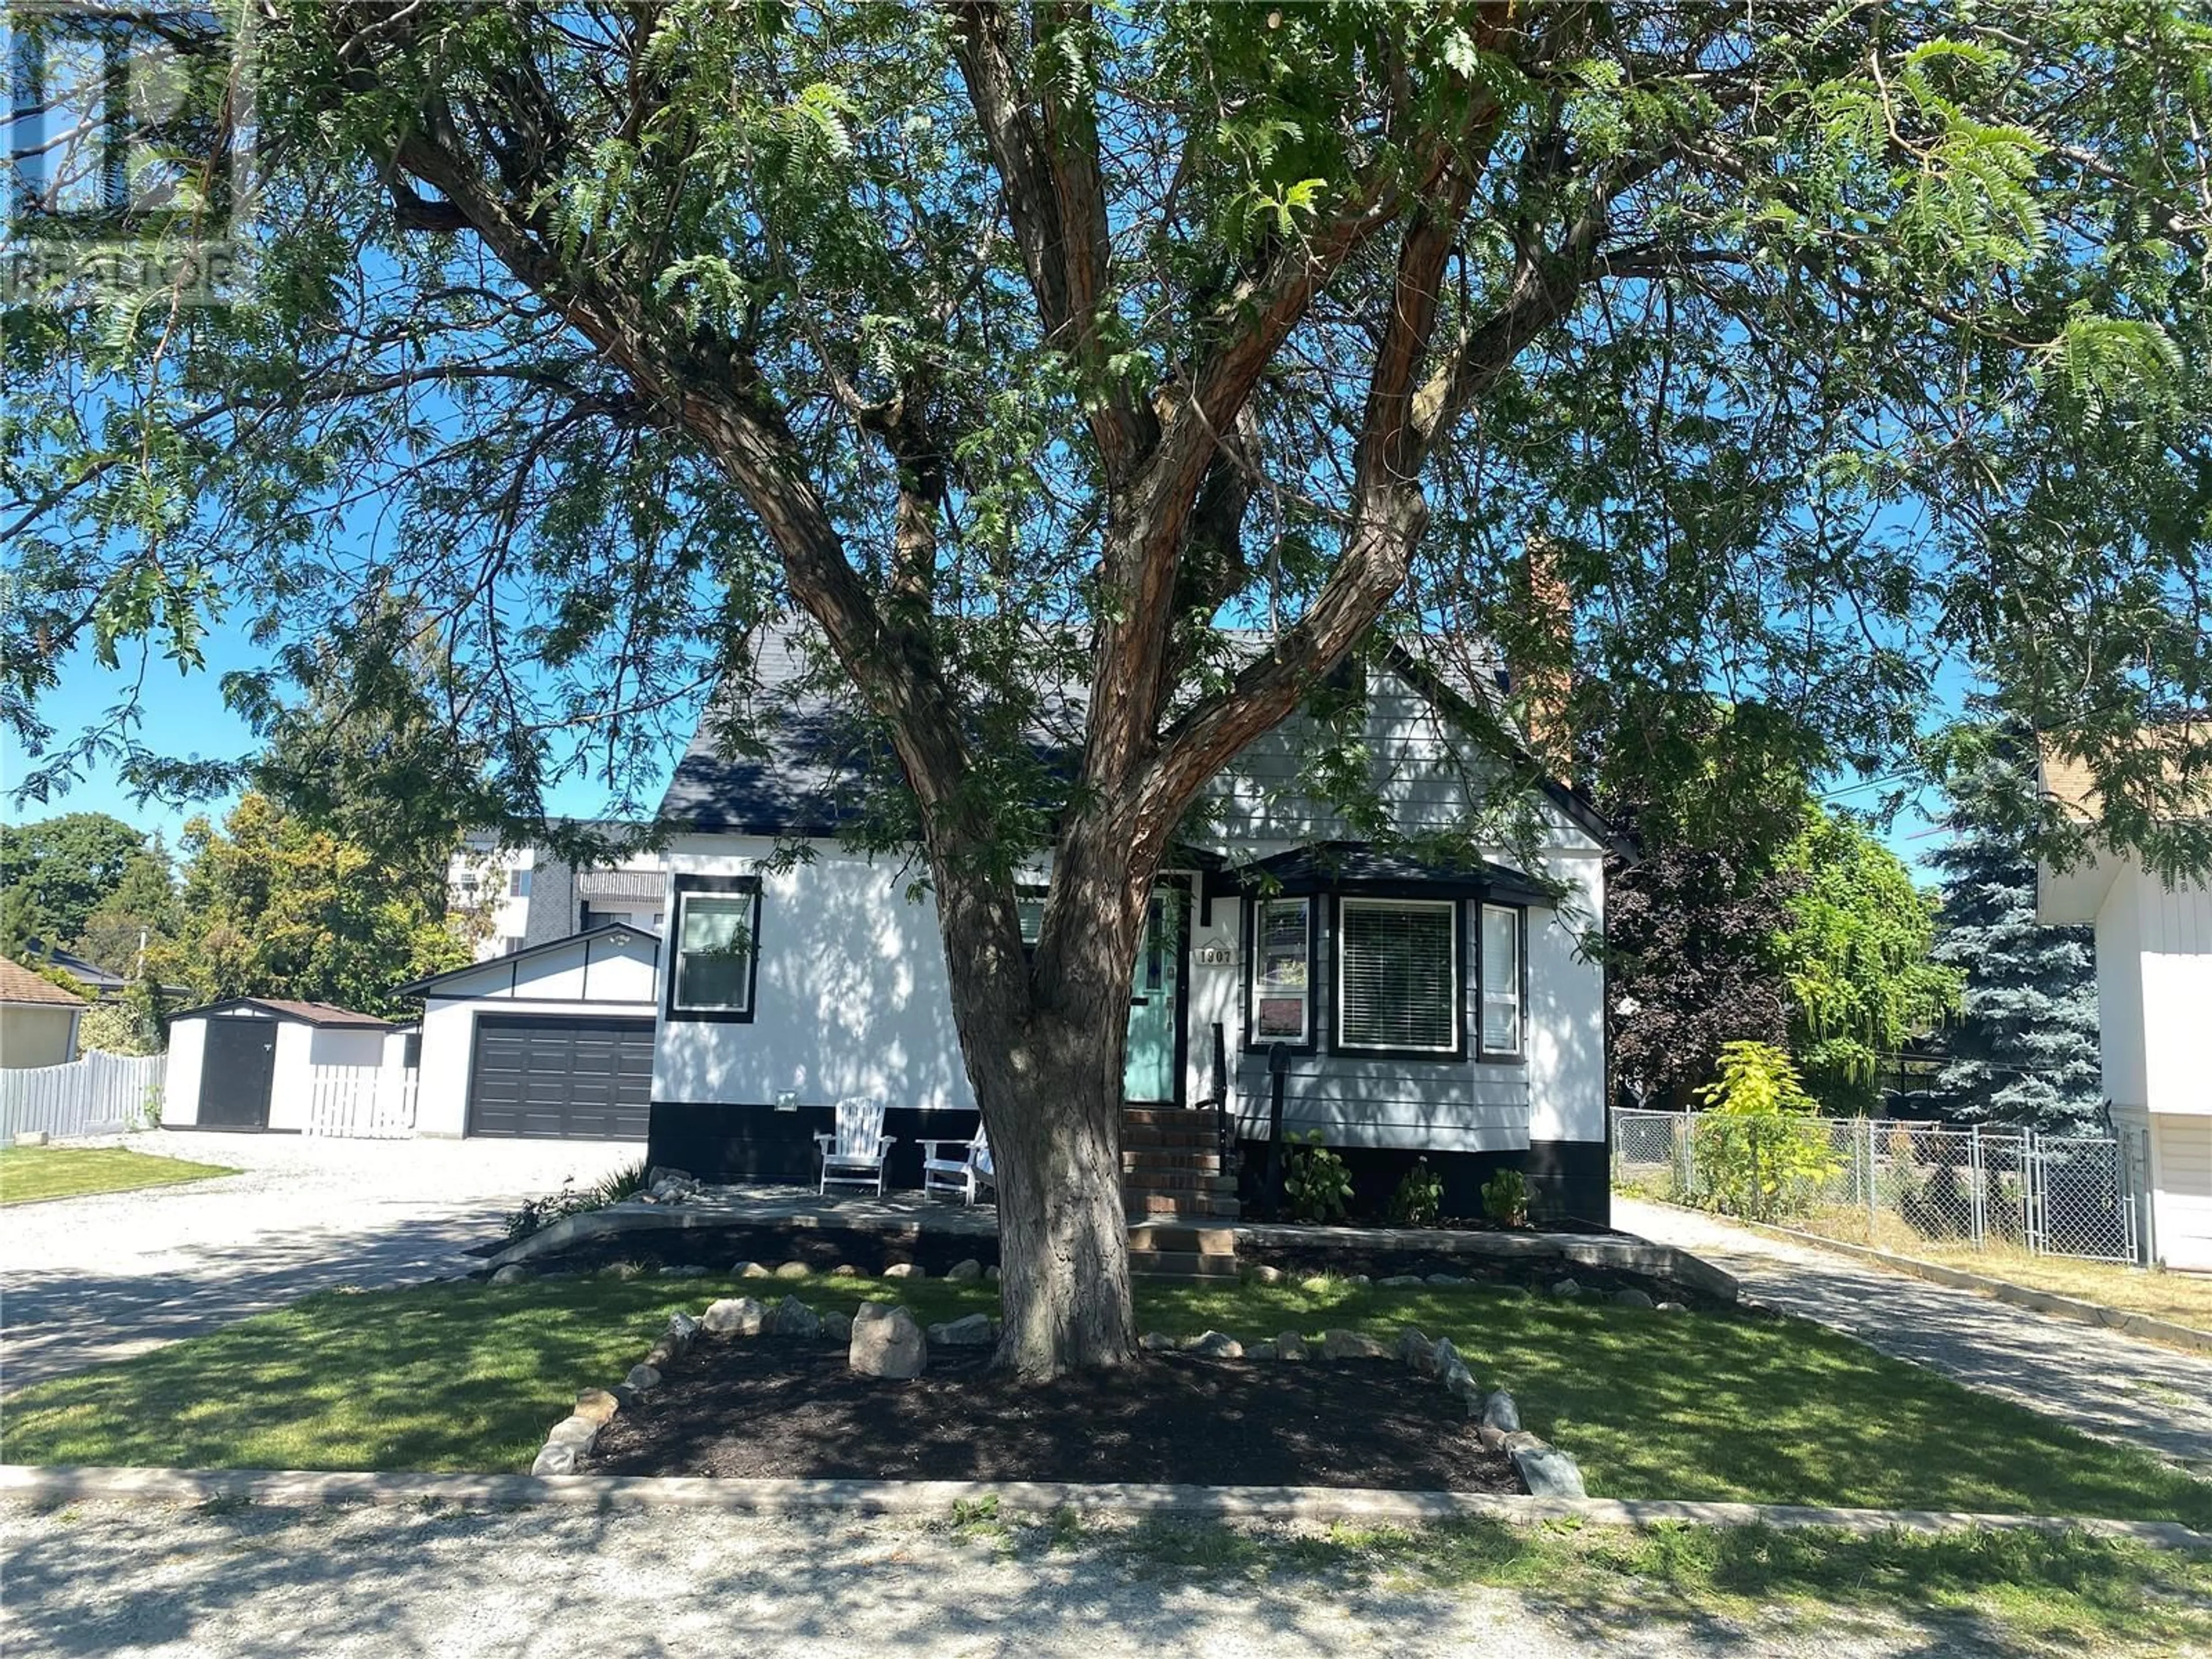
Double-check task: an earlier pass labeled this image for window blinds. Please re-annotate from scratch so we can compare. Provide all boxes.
[1338,900,1456,1051]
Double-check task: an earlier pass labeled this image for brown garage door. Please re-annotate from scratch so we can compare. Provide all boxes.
[465,1015,653,1141]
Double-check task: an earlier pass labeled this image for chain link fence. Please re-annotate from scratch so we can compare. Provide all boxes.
[1613,1109,2142,1264]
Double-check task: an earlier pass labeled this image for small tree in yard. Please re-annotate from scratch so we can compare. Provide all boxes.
[1929,733,2105,1134]
[9,5,2212,1377]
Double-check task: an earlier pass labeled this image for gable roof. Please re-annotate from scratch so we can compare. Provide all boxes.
[0,958,88,1009]
[658,622,1621,849]
[171,996,392,1029]
[392,922,660,998]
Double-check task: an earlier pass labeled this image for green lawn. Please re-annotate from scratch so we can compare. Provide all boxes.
[0,1145,238,1205]
[4,1271,2208,1528]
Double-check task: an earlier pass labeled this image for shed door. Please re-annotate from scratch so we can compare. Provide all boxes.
[199,1016,277,1128]
[465,1015,652,1141]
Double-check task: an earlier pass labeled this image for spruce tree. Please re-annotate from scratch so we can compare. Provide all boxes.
[1930,748,2104,1133]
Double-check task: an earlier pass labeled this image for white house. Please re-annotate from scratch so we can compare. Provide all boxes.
[395,923,661,1139]
[644,628,1617,1225]
[448,829,666,961]
[164,998,400,1131]
[2037,740,2212,1271]
[0,959,85,1069]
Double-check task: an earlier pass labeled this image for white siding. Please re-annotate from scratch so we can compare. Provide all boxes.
[653,838,976,1116]
[2150,1113,2212,1271]
[162,1014,207,1126]
[2094,870,2148,1111]
[2140,870,2212,1119]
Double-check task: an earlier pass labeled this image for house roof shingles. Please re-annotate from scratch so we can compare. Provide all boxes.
[0,959,88,1009]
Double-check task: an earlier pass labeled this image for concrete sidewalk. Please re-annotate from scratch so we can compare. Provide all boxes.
[1613,1196,2212,1474]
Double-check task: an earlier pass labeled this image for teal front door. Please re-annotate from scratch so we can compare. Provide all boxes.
[1124,885,1184,1103]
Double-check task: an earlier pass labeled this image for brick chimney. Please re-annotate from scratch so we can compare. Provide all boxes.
[1512,537,1573,776]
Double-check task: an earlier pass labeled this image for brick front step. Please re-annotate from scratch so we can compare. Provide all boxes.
[1122,1171,1239,1196]
[1126,1192,1241,1219]
[1128,1250,1242,1281]
[1123,1147,1222,1175]
[1121,1128,1220,1152]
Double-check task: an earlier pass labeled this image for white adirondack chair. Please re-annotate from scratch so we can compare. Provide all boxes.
[921,1123,994,1207]
[815,1097,895,1195]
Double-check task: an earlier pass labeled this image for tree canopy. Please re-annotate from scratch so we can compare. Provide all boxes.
[6,2,2210,1374]
[0,812,169,960]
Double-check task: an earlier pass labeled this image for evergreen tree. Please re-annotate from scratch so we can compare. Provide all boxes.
[1930,745,2105,1132]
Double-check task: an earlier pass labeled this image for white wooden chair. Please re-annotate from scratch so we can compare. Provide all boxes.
[921,1123,995,1207]
[815,1097,895,1195]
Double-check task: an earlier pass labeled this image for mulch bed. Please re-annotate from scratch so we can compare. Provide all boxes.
[583,1335,1520,1491]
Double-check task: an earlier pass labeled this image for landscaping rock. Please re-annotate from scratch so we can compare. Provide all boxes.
[1550,1278,1582,1300]
[1246,1340,1279,1361]
[1441,1361,1479,1402]
[850,1303,926,1378]
[946,1258,984,1282]
[927,1312,995,1347]
[1275,1331,1310,1362]
[1426,1272,1468,1286]
[530,1444,580,1476]
[544,1415,600,1451]
[1480,1390,1521,1434]
[733,1260,772,1279]
[600,1261,650,1281]
[624,1363,662,1392]
[774,1261,812,1280]
[1396,1327,1435,1373]
[1431,1335,1462,1375]
[768,1297,821,1339]
[831,1264,859,1277]
[644,1341,676,1370]
[1475,1422,1508,1451]
[1184,1330,1243,1359]
[1512,1444,1587,1499]
[701,1296,767,1336]
[573,1389,621,1426]
[884,1262,926,1279]
[821,1310,853,1342]
[1656,1300,1687,1314]
[984,1265,1001,1282]
[1613,1287,1656,1309]
[1319,1329,1388,1361]
[664,1312,699,1354]
[611,1383,642,1410]
[1249,1264,1285,1285]
[490,1265,533,1285]
[1378,1275,1426,1289]
[1139,1331,1176,1352]
[1344,1274,1372,1288]
[665,1264,710,1279]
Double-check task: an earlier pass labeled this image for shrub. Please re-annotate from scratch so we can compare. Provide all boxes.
[501,1157,649,1243]
[1481,1168,1529,1227]
[1387,1157,1444,1227]
[1282,1131,1352,1224]
[76,1000,163,1057]
[1688,1040,1841,1221]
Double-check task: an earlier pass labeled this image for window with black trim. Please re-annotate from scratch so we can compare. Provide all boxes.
[1335,897,1460,1055]
[669,880,760,1018]
[1478,902,1524,1059]
[1249,897,1312,1044]
[1016,884,1048,953]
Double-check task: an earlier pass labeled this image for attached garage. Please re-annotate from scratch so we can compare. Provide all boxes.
[400,923,660,1141]
[467,1014,652,1141]
[164,999,395,1132]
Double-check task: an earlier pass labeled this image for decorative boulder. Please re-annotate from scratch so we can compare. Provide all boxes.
[1184,1330,1243,1359]
[821,1310,854,1342]
[1512,1444,1587,1499]
[1426,1272,1468,1286]
[774,1261,812,1279]
[624,1363,662,1392]
[1480,1389,1521,1434]
[1249,1264,1285,1285]
[1396,1327,1435,1373]
[1613,1287,1656,1310]
[665,1264,710,1279]
[1275,1331,1310,1362]
[1431,1335,1462,1374]
[946,1258,984,1282]
[599,1262,649,1281]
[1656,1300,1688,1314]
[850,1303,927,1378]
[531,1444,580,1476]
[1343,1274,1373,1288]
[734,1260,772,1279]
[490,1264,533,1285]
[831,1264,859,1277]
[768,1297,821,1339]
[573,1388,621,1426]
[1246,1340,1279,1361]
[1441,1361,1480,1402]
[1139,1331,1176,1352]
[664,1311,700,1353]
[544,1415,600,1452]
[1319,1329,1388,1361]
[884,1262,926,1279]
[701,1297,767,1336]
[927,1312,995,1347]
[984,1265,1001,1282]
[1378,1275,1426,1289]
[1550,1278,1583,1300]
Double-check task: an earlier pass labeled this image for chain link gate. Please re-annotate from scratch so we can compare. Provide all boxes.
[1613,1109,2141,1264]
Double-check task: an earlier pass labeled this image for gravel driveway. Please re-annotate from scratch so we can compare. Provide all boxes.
[0,1497,2127,1659]
[1,1131,637,1390]
[1614,1197,2212,1474]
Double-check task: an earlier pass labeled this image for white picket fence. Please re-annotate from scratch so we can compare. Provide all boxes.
[303,1064,419,1139]
[0,1051,168,1143]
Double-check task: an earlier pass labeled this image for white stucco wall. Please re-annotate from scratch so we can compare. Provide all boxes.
[0,1004,81,1069]
[2138,869,2212,1119]
[1526,849,1607,1146]
[163,1013,209,1126]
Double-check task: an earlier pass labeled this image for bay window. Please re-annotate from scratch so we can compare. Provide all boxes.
[1249,897,1312,1045]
